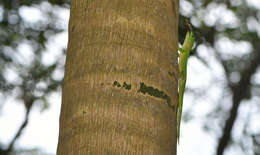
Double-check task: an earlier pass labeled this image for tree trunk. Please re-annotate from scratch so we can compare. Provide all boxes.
[57,0,179,154]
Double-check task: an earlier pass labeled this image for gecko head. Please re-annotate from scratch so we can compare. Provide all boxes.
[183,31,195,50]
[188,31,195,43]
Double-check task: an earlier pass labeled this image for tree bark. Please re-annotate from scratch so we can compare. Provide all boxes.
[57,0,179,154]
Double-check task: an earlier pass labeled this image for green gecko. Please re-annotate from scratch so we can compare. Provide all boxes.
[177,31,195,143]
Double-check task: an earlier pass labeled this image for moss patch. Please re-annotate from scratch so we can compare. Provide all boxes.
[137,82,172,108]
[113,81,131,90]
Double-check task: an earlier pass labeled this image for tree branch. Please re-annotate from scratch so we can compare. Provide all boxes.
[0,98,34,155]
[216,51,260,155]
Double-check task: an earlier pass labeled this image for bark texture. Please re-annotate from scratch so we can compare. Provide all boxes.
[57,0,179,154]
